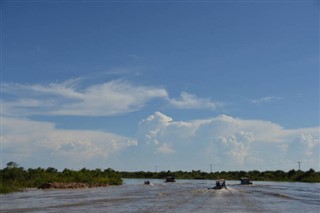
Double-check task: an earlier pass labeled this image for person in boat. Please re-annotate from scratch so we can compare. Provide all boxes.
[208,179,226,190]
[144,180,150,185]
[212,179,226,189]
[221,180,227,188]
[165,176,176,183]
[240,177,252,185]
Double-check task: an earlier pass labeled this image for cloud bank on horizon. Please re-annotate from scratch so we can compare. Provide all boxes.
[2,79,319,171]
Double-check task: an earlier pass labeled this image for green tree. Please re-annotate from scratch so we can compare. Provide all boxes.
[6,161,19,168]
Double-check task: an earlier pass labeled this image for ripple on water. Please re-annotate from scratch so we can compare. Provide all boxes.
[1,180,319,213]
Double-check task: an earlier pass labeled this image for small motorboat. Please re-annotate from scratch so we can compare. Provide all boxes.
[165,176,176,183]
[144,180,150,185]
[239,177,253,185]
[208,179,227,190]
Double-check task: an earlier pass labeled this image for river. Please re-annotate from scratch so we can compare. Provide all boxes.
[1,179,319,212]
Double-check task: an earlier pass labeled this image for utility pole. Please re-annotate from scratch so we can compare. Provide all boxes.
[155,166,158,173]
[297,161,302,171]
[210,164,213,173]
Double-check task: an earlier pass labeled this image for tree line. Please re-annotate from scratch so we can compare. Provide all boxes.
[0,162,122,193]
[1,161,319,193]
[119,168,320,182]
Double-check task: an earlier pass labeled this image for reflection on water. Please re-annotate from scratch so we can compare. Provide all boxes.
[1,179,319,212]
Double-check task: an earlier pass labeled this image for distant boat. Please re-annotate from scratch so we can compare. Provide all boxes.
[240,177,253,185]
[165,176,176,183]
[208,179,227,190]
[144,180,150,185]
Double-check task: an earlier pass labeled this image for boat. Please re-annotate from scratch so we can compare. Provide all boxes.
[240,177,253,185]
[144,180,150,185]
[165,176,176,183]
[208,179,227,190]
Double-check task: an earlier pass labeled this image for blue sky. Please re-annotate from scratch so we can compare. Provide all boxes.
[1,0,319,172]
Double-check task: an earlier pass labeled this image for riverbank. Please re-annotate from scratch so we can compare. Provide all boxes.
[0,165,122,194]
[1,163,319,194]
[120,168,320,183]
[38,182,109,189]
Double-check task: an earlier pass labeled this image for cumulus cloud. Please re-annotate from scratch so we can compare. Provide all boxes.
[157,143,175,154]
[138,112,200,151]
[2,116,137,169]
[2,79,168,116]
[137,112,320,171]
[214,132,254,165]
[2,111,319,171]
[286,133,320,165]
[169,92,220,110]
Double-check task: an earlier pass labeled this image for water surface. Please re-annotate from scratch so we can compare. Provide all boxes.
[1,179,319,212]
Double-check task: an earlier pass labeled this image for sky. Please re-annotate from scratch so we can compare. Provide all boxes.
[1,0,319,172]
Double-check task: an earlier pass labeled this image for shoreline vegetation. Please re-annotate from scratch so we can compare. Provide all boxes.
[1,162,319,194]
[0,162,122,194]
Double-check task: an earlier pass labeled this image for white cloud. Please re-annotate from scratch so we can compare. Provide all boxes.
[138,111,199,146]
[2,79,224,117]
[286,133,320,165]
[2,80,168,116]
[2,112,319,171]
[2,116,137,169]
[137,112,320,171]
[169,92,220,110]
[156,143,175,154]
[2,78,228,117]
[214,131,254,165]
[251,96,282,104]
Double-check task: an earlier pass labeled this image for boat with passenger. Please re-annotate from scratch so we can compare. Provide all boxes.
[208,179,227,190]
[144,180,150,185]
[239,177,253,185]
[165,176,176,183]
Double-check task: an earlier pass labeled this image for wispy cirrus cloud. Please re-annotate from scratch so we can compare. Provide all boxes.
[2,79,222,117]
[2,79,168,116]
[251,96,283,104]
[168,92,221,110]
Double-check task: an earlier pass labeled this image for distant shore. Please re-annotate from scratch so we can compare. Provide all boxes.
[0,163,122,194]
[1,162,319,194]
[119,168,320,183]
